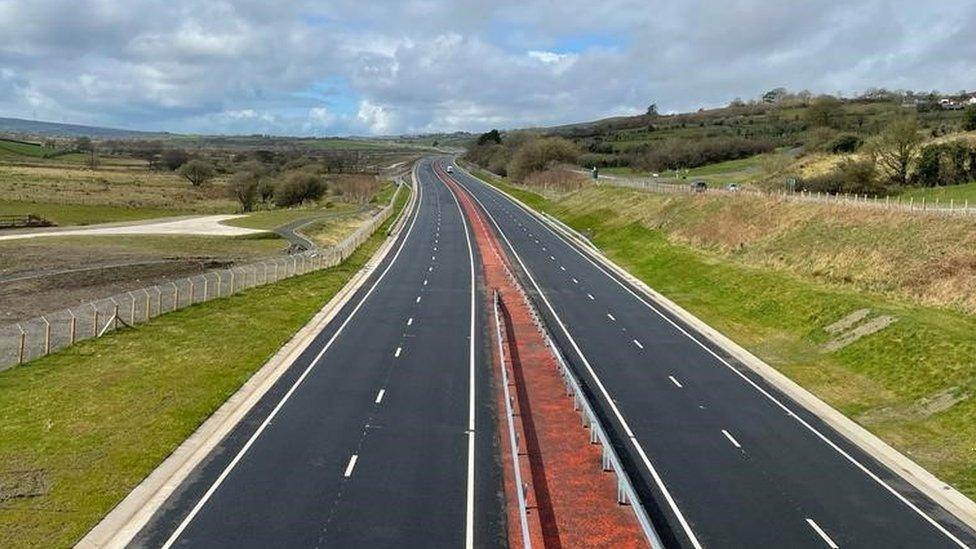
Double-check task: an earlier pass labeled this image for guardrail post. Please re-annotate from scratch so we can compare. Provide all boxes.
[155,287,162,316]
[92,304,99,337]
[188,279,195,305]
[216,272,223,297]
[68,311,77,344]
[172,281,180,310]
[129,291,136,323]
[229,269,236,293]
[203,275,209,301]
[144,289,151,320]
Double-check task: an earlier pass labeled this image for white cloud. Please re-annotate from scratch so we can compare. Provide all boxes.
[0,1,973,134]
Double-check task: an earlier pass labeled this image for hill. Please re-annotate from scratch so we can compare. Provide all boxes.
[0,117,168,138]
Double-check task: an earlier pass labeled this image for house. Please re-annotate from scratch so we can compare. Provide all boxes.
[968,95,976,105]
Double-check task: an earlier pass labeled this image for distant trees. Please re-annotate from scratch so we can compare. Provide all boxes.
[914,141,976,187]
[804,96,843,128]
[636,136,775,172]
[476,129,502,146]
[178,159,216,186]
[73,136,93,152]
[869,117,923,186]
[646,103,659,116]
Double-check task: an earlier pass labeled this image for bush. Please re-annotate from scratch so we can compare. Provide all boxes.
[914,141,976,187]
[160,149,189,171]
[964,106,976,132]
[827,133,863,153]
[274,171,327,207]
[178,159,216,186]
[635,136,774,172]
[521,168,589,193]
[230,171,260,212]
[507,137,580,181]
[797,158,884,195]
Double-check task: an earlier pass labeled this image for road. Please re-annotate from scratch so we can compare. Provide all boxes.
[131,158,503,548]
[445,158,976,548]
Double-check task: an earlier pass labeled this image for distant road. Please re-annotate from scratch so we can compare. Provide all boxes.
[446,158,976,548]
[131,158,503,547]
[0,215,262,240]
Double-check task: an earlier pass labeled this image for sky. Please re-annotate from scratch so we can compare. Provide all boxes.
[0,0,974,136]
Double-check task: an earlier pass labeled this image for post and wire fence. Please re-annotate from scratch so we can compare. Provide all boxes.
[597,176,976,218]
[0,182,406,371]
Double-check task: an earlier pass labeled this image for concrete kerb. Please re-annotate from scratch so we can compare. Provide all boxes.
[476,167,976,533]
[76,169,419,549]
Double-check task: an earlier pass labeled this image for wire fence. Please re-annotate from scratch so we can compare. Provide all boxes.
[597,177,976,218]
[0,183,405,372]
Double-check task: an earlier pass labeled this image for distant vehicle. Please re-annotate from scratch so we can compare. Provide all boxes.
[690,180,708,193]
[446,165,454,173]
[726,183,740,192]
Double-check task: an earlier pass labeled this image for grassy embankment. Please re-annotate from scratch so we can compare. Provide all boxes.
[0,186,410,548]
[472,167,976,500]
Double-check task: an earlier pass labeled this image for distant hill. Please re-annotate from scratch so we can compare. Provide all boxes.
[0,117,169,138]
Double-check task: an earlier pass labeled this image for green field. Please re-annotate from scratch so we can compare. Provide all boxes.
[0,199,189,226]
[478,171,976,500]
[0,186,409,548]
[899,182,976,204]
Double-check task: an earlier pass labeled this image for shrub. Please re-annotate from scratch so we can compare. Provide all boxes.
[964,105,976,132]
[635,136,774,172]
[521,168,589,193]
[913,141,976,187]
[160,149,190,171]
[178,160,216,186]
[229,171,260,212]
[827,133,863,153]
[274,171,327,207]
[507,137,580,181]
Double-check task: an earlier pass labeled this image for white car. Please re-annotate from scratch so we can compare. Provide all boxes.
[446,165,454,173]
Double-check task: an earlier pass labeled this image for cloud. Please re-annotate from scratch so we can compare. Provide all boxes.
[0,0,973,135]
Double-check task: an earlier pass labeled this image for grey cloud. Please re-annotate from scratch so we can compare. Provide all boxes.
[0,0,973,135]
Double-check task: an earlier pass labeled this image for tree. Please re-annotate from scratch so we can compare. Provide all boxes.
[964,105,976,132]
[869,117,923,186]
[160,148,190,171]
[476,129,502,146]
[230,171,260,212]
[178,159,216,186]
[274,171,327,207]
[762,87,788,104]
[646,103,658,116]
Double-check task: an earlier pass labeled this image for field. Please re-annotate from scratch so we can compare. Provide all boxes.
[478,170,976,499]
[0,187,408,547]
[900,182,976,204]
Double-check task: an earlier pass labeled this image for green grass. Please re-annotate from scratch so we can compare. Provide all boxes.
[482,176,976,500]
[0,186,409,548]
[0,200,189,226]
[899,182,976,204]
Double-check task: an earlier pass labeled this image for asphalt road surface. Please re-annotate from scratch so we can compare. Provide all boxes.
[445,158,976,549]
[132,158,503,548]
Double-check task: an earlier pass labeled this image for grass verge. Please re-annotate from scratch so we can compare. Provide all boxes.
[476,171,976,501]
[0,200,190,226]
[0,188,409,548]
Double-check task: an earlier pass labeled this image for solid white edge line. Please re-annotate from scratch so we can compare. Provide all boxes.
[463,165,972,548]
[449,169,704,549]
[344,454,358,477]
[158,157,426,549]
[806,518,840,548]
[722,429,742,449]
[433,160,478,549]
[375,389,385,404]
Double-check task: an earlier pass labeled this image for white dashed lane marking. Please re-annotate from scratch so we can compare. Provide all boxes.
[722,429,742,449]
[343,455,358,477]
